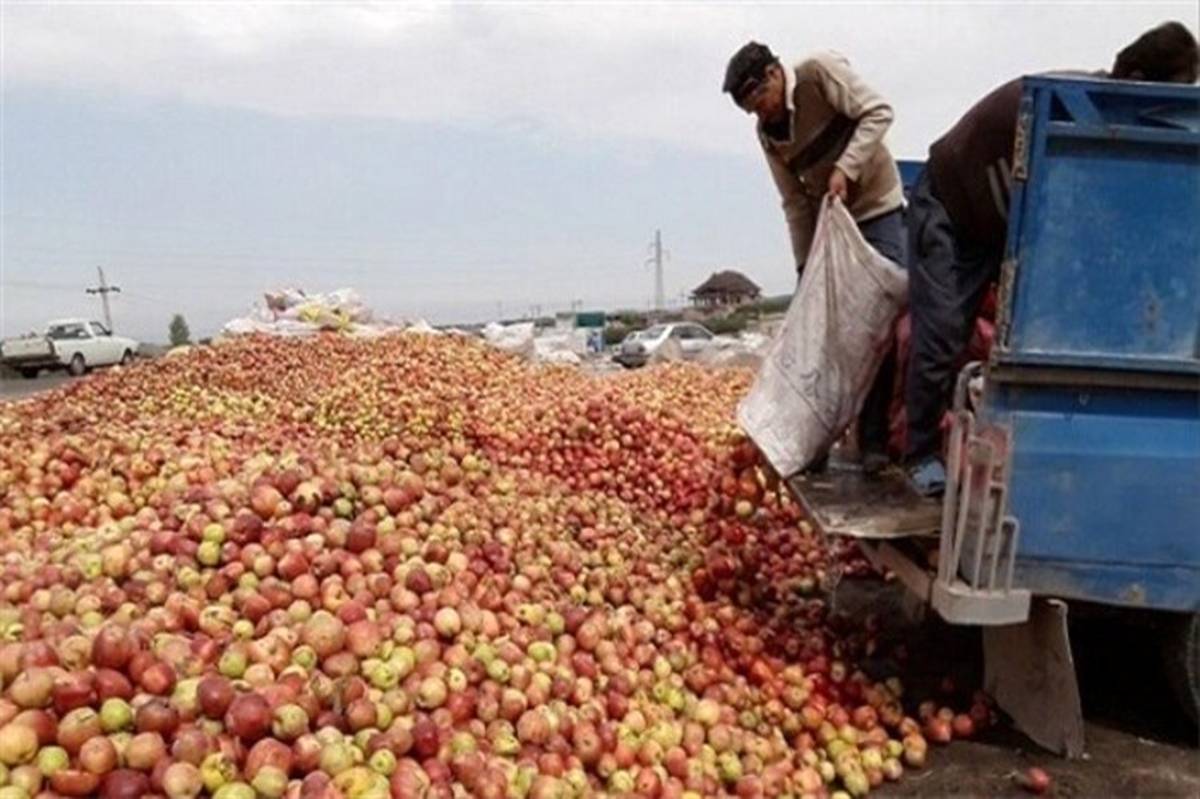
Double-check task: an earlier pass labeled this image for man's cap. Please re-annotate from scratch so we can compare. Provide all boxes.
[723,41,779,101]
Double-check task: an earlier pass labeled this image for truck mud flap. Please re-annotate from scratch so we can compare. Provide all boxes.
[983,597,1085,757]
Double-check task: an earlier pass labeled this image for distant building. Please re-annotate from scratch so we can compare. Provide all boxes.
[691,270,762,308]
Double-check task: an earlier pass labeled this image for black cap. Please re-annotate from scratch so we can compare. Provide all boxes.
[723,41,779,101]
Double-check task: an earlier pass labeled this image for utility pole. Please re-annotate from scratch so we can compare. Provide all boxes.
[645,230,665,311]
[85,267,121,331]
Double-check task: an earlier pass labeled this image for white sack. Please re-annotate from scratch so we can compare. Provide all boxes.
[263,288,308,313]
[222,317,321,338]
[402,319,442,336]
[697,333,772,370]
[696,333,772,368]
[647,336,685,364]
[535,347,582,365]
[532,331,588,365]
[482,322,537,360]
[222,287,402,338]
[737,197,907,477]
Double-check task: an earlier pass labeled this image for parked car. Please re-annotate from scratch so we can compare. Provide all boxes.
[614,322,714,368]
[0,319,139,378]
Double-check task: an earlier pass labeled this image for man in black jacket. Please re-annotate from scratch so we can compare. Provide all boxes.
[905,21,1199,496]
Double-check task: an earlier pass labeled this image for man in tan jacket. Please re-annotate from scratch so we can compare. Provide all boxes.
[724,41,905,474]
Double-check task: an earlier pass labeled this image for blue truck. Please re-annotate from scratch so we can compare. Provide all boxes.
[789,75,1199,755]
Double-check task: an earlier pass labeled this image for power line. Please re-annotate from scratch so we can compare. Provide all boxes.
[0,279,77,291]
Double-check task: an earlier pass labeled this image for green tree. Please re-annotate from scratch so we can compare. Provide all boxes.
[168,314,192,347]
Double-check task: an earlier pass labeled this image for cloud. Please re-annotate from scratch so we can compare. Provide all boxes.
[2,2,1196,341]
[3,4,734,146]
[5,2,1194,159]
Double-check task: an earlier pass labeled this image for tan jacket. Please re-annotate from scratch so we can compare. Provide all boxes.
[759,52,904,271]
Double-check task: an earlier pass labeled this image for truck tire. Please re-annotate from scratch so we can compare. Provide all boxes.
[68,353,86,377]
[1162,611,1200,725]
[19,368,39,379]
[120,350,134,366]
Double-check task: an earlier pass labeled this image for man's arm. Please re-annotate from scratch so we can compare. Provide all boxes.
[766,148,816,272]
[811,52,894,183]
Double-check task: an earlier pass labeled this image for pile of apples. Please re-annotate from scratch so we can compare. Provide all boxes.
[0,334,985,799]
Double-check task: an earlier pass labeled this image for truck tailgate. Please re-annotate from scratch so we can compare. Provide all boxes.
[0,338,55,361]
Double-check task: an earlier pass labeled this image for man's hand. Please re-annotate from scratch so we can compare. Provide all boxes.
[827,167,850,202]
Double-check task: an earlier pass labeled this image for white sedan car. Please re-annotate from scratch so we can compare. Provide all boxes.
[614,322,714,368]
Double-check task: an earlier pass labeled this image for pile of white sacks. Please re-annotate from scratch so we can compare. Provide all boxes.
[480,323,594,365]
[221,290,767,370]
[221,288,410,338]
[481,321,768,369]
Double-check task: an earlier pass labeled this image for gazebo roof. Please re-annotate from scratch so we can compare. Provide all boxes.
[692,270,761,296]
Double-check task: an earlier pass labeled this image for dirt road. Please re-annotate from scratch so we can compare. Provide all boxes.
[0,373,73,402]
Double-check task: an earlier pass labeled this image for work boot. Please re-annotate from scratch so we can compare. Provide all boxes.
[907,456,947,497]
[862,449,890,477]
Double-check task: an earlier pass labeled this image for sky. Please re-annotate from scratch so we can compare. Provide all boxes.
[2,1,1195,342]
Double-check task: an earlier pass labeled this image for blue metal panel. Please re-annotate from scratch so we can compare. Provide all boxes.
[983,381,1200,611]
[997,77,1200,374]
[1012,560,1198,611]
[896,159,924,195]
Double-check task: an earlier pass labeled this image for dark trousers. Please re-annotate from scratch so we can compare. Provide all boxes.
[856,208,906,455]
[904,169,1001,462]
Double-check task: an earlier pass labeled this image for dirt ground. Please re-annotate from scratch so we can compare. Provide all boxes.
[880,722,1199,798]
[834,579,1200,798]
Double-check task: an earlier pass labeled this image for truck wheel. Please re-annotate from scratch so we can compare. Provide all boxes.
[68,353,86,377]
[1162,611,1199,725]
[19,368,39,379]
[120,350,134,366]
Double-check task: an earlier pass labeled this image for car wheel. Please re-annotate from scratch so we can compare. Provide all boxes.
[19,368,39,379]
[68,353,86,377]
[120,350,134,366]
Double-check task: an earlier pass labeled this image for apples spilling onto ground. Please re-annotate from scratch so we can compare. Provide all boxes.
[0,334,984,799]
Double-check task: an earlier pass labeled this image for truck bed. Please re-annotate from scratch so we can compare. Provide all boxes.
[0,337,58,369]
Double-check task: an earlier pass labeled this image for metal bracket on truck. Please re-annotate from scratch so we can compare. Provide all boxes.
[787,366,1032,625]
[930,365,1031,626]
